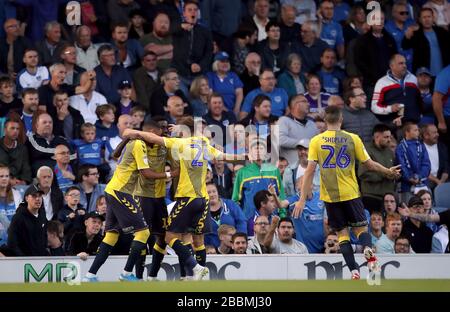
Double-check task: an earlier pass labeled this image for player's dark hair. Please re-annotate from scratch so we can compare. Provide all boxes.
[324,106,342,124]
[253,190,272,211]
[277,217,294,228]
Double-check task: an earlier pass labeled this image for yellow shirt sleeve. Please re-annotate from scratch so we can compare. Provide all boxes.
[307,137,319,162]
[354,135,371,163]
[132,140,150,170]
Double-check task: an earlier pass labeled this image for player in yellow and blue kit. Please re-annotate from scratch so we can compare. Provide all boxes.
[294,106,401,279]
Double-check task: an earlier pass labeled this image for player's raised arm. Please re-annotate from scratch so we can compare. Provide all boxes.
[122,129,165,146]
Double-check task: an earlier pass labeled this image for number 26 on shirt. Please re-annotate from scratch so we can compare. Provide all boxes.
[321,145,351,169]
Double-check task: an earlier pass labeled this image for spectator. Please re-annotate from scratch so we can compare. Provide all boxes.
[16,48,50,92]
[164,96,185,125]
[281,0,317,25]
[432,65,450,160]
[248,189,278,236]
[140,12,173,72]
[60,43,86,86]
[354,12,397,91]
[19,88,39,135]
[53,90,85,140]
[244,0,271,42]
[264,216,309,254]
[371,54,422,125]
[224,123,247,156]
[38,63,95,118]
[277,157,294,197]
[76,164,105,213]
[239,52,261,96]
[0,77,21,118]
[0,18,32,79]
[370,211,386,247]
[402,7,449,76]
[431,224,448,253]
[53,144,75,193]
[232,136,285,220]
[314,116,326,134]
[69,72,108,125]
[231,26,258,76]
[417,189,440,233]
[240,69,289,119]
[279,4,301,46]
[94,44,133,104]
[212,159,233,199]
[95,195,106,216]
[279,93,319,169]
[149,68,191,117]
[383,192,399,217]
[0,165,22,244]
[291,21,329,74]
[421,124,449,189]
[342,87,379,143]
[375,212,403,254]
[27,112,72,176]
[240,94,277,139]
[94,104,119,141]
[207,51,244,115]
[130,106,145,129]
[35,21,66,67]
[247,215,269,254]
[394,235,412,254]
[396,122,431,202]
[133,51,160,113]
[256,21,290,75]
[114,80,137,119]
[359,124,396,213]
[317,0,345,59]
[291,139,320,193]
[7,184,47,256]
[66,211,104,259]
[323,232,340,253]
[203,93,237,146]
[110,22,144,72]
[74,26,100,71]
[231,232,249,254]
[0,118,32,184]
[342,4,368,46]
[277,53,307,97]
[204,182,247,248]
[401,196,433,253]
[215,224,236,254]
[107,0,140,25]
[128,9,150,40]
[47,220,64,256]
[416,67,435,125]
[304,74,331,117]
[315,48,346,95]
[189,76,210,117]
[171,1,213,83]
[385,2,415,70]
[36,166,64,221]
[57,186,86,235]
[423,0,450,29]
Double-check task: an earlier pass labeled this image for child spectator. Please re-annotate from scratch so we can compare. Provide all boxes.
[114,80,137,119]
[95,195,107,216]
[71,123,112,182]
[130,105,145,129]
[0,77,22,118]
[396,122,431,203]
[94,104,119,140]
[57,186,86,236]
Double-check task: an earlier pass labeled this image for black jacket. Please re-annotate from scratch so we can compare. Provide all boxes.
[354,30,397,87]
[149,86,192,117]
[402,26,450,73]
[43,185,65,221]
[171,24,213,78]
[436,142,449,180]
[0,137,32,183]
[7,204,48,256]
[66,231,103,256]
[53,106,85,140]
[0,36,33,74]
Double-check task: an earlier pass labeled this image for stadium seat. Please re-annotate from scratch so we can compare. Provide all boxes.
[434,183,450,208]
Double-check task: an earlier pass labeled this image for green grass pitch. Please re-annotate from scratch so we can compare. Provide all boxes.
[1,279,450,292]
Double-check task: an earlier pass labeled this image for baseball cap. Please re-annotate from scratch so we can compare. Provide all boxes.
[118,80,132,89]
[214,51,229,62]
[84,211,105,221]
[408,196,424,207]
[415,67,432,76]
[296,138,310,149]
[24,184,44,197]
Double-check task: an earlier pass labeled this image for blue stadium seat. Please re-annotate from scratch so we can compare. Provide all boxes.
[434,183,450,208]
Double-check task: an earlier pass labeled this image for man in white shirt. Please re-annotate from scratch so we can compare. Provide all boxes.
[421,123,449,189]
[69,72,107,124]
[16,49,50,92]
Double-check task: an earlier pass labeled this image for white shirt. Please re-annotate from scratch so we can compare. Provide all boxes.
[270,233,309,254]
[43,190,52,221]
[69,92,108,124]
[17,66,50,91]
[253,15,268,41]
[425,143,439,177]
[75,43,100,71]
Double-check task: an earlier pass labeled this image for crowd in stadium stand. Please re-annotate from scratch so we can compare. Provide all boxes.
[0,0,449,259]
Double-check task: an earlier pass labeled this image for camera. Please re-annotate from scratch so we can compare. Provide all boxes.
[327,241,335,248]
